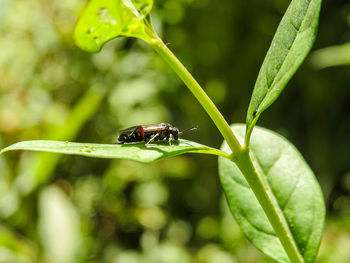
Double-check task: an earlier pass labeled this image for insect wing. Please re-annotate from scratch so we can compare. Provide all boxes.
[142,123,170,133]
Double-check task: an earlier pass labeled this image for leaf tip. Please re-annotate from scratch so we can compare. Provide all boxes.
[73,25,103,53]
[0,146,10,155]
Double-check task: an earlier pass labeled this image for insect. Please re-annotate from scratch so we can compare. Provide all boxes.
[117,123,197,145]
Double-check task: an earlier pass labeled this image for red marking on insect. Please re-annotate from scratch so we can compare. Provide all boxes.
[139,126,145,139]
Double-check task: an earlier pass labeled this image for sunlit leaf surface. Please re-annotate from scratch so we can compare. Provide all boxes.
[74,0,153,52]
[1,139,228,163]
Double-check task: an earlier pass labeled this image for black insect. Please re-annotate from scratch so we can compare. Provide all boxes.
[117,123,197,145]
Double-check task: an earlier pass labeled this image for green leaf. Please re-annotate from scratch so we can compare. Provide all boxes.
[219,124,325,263]
[74,0,154,53]
[0,139,229,163]
[246,0,322,143]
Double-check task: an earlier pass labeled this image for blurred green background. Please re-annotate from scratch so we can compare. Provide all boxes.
[0,0,350,262]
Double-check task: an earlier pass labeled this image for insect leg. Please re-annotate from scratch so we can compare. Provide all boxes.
[146,133,160,144]
[168,133,174,145]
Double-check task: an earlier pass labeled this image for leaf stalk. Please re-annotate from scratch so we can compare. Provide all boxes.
[234,150,304,263]
[147,29,304,263]
[149,35,242,155]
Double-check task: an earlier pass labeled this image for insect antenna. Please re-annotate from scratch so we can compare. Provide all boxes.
[179,126,198,135]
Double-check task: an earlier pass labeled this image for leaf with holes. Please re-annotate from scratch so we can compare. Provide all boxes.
[245,0,322,143]
[219,124,325,263]
[0,139,229,163]
[74,0,154,52]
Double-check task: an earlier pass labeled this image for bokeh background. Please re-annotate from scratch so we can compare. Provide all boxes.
[0,0,350,262]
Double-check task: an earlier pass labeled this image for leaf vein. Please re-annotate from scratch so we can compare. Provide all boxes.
[230,176,250,189]
[241,210,277,237]
[281,172,301,211]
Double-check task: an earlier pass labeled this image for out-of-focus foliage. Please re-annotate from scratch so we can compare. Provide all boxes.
[310,42,350,69]
[310,11,350,69]
[0,0,349,262]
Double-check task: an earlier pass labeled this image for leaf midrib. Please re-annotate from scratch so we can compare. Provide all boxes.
[250,149,303,259]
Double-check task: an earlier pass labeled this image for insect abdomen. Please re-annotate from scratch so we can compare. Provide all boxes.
[118,126,145,143]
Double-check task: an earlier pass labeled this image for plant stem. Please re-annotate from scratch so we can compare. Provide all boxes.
[234,150,304,263]
[149,36,242,155]
[148,32,303,263]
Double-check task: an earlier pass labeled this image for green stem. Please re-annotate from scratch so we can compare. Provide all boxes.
[149,36,242,155]
[148,31,303,263]
[234,150,304,263]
